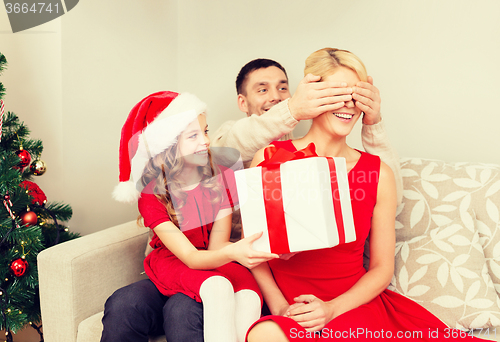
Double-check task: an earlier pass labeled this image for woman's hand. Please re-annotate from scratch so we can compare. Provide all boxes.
[352,76,382,125]
[227,232,279,269]
[285,295,335,332]
[276,303,293,316]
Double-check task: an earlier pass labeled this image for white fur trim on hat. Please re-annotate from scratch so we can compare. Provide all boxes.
[157,92,207,122]
[112,180,140,203]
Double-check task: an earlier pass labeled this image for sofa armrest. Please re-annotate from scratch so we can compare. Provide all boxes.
[38,220,149,342]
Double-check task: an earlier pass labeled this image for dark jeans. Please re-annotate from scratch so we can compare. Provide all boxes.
[100,279,204,342]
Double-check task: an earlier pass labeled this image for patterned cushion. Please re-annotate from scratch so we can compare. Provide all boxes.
[392,214,500,329]
[392,158,500,329]
[475,176,500,294]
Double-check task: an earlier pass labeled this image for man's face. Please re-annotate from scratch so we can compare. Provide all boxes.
[238,66,291,116]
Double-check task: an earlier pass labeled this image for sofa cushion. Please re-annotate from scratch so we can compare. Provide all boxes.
[474,173,500,295]
[76,312,104,342]
[393,158,500,329]
[392,214,500,329]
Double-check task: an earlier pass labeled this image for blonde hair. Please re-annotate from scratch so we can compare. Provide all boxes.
[139,141,222,228]
[304,48,367,82]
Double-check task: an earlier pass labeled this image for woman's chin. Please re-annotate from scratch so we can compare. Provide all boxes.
[326,119,357,137]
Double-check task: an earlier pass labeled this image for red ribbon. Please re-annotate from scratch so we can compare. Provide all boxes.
[326,159,346,245]
[258,143,346,253]
[260,142,318,167]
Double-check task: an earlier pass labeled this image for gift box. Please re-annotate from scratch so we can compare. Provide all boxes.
[234,144,356,254]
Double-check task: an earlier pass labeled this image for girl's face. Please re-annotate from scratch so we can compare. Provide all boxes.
[317,67,362,137]
[178,114,210,167]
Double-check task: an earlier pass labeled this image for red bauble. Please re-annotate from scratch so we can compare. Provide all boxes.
[9,258,28,277]
[15,149,32,169]
[20,211,38,226]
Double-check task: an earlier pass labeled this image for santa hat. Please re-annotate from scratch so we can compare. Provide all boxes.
[113,91,207,203]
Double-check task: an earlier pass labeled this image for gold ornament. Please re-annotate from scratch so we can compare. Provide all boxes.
[30,159,47,176]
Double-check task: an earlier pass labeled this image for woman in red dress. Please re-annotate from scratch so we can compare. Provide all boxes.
[246,48,485,341]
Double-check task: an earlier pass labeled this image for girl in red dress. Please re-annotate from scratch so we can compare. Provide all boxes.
[113,91,278,342]
[246,48,487,341]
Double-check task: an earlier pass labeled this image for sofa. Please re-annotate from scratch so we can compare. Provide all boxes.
[38,157,500,342]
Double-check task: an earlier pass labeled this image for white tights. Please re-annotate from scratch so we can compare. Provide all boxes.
[199,276,261,342]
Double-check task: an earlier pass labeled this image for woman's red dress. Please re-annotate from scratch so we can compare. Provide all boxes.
[248,140,486,341]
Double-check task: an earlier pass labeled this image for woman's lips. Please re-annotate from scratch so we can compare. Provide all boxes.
[333,112,354,121]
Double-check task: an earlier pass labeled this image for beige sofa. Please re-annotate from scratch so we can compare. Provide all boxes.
[38,158,500,342]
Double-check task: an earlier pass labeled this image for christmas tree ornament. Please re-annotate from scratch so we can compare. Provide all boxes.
[30,159,47,176]
[20,210,37,226]
[0,99,4,142]
[9,258,28,277]
[3,194,21,230]
[20,180,47,205]
[15,148,31,169]
[3,194,15,220]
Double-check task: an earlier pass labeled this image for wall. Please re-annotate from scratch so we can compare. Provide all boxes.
[0,0,499,239]
[176,0,500,165]
[1,0,177,236]
[0,3,64,205]
[59,0,177,233]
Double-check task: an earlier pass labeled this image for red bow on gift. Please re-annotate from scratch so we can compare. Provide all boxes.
[259,142,318,167]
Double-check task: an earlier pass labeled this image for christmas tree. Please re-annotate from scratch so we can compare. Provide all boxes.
[0,52,79,341]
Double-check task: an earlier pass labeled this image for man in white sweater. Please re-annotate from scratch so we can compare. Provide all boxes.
[101,58,402,342]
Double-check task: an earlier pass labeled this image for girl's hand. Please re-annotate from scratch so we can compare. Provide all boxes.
[352,76,382,125]
[285,295,334,332]
[229,232,279,269]
[279,252,300,260]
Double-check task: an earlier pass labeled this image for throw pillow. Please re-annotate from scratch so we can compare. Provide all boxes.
[392,215,500,330]
[397,159,500,299]
[474,172,500,295]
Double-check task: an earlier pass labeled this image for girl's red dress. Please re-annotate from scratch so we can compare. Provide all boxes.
[139,166,260,303]
[248,140,486,341]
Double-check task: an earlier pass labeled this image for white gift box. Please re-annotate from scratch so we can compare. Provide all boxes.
[234,156,356,254]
